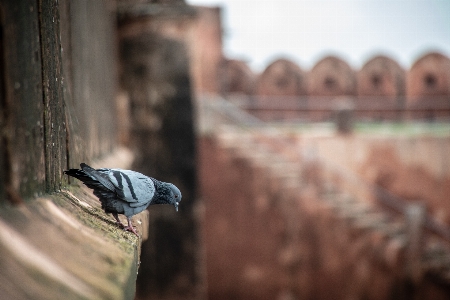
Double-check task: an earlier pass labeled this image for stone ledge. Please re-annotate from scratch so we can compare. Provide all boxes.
[0,147,148,300]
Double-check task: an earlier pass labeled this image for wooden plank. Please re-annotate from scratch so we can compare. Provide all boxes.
[39,0,68,192]
[2,0,46,200]
[0,5,7,204]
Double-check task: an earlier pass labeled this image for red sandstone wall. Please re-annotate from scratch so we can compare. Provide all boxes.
[356,55,406,120]
[298,134,450,225]
[199,138,302,299]
[406,52,450,101]
[220,59,255,96]
[253,58,307,121]
[198,129,450,300]
[357,55,405,98]
[216,53,450,122]
[307,55,356,97]
[406,52,450,120]
[256,58,306,97]
[189,6,224,96]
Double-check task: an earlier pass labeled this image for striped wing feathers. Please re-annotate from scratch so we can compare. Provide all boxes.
[106,169,155,207]
[82,164,155,207]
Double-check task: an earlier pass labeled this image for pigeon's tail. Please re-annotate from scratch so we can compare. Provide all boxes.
[64,168,92,183]
[64,164,112,191]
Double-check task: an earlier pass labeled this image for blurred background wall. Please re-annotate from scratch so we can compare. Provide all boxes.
[1,0,450,299]
[116,1,450,299]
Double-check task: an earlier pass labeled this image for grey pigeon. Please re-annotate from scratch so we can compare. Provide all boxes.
[64,163,181,236]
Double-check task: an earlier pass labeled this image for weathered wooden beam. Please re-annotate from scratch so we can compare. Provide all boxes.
[1,0,46,201]
[39,0,67,193]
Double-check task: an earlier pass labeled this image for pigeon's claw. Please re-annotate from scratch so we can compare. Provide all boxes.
[124,225,139,236]
[124,217,139,237]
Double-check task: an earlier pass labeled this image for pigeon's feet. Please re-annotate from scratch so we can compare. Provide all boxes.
[125,217,139,237]
[124,225,139,236]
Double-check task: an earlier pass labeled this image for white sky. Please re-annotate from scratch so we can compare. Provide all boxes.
[186,0,450,72]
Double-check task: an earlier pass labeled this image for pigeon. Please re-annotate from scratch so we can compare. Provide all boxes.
[64,163,181,236]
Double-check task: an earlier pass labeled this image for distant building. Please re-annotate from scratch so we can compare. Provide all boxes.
[406,52,450,120]
[220,59,255,96]
[357,55,405,120]
[254,58,306,121]
[308,55,356,97]
[358,55,405,98]
[256,58,306,97]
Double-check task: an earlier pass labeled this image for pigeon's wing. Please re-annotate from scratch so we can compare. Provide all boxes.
[105,169,155,208]
[80,163,116,192]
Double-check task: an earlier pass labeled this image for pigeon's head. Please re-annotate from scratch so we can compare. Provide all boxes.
[168,183,182,212]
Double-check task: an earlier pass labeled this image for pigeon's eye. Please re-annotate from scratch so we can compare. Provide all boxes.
[174,195,179,198]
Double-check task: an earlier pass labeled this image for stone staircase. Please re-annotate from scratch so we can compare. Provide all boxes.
[211,122,450,297]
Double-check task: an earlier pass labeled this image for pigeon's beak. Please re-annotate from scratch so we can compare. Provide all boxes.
[174,202,179,212]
